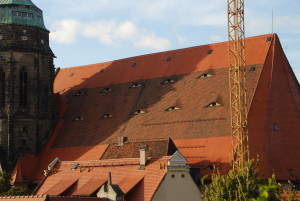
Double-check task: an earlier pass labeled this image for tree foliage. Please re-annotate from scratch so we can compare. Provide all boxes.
[203,160,281,201]
[0,171,30,196]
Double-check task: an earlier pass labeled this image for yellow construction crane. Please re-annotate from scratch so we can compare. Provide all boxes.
[227,0,249,170]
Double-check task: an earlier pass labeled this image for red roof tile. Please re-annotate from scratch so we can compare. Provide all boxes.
[72,178,107,196]
[46,178,78,195]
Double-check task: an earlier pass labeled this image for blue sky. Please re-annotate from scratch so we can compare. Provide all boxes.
[36,0,300,81]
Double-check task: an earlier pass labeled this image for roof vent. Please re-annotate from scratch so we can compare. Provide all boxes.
[101,88,112,93]
[61,88,65,92]
[133,110,146,115]
[74,116,85,121]
[74,90,85,96]
[71,163,79,170]
[206,102,221,107]
[69,73,74,77]
[102,114,113,119]
[99,69,104,72]
[198,73,213,79]
[162,79,176,84]
[207,50,213,54]
[165,106,180,111]
[131,63,137,67]
[130,83,143,88]
[250,66,256,72]
[267,37,273,42]
[273,123,279,132]
[166,57,172,61]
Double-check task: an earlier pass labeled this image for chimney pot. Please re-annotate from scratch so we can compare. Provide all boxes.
[139,145,149,170]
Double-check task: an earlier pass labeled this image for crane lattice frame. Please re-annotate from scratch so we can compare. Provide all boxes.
[227,0,249,170]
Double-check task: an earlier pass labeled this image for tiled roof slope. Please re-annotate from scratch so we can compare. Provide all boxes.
[101,138,177,159]
[35,158,169,201]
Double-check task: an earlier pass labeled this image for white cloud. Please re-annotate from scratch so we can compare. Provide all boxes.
[50,19,171,51]
[209,35,224,43]
[177,36,187,44]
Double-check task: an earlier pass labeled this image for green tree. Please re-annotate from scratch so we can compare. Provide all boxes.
[0,171,30,196]
[203,161,281,201]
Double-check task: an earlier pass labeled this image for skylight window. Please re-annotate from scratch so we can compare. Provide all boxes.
[102,114,113,119]
[207,50,213,54]
[198,73,213,79]
[133,110,146,115]
[165,106,180,111]
[130,83,143,88]
[206,102,221,107]
[250,66,256,72]
[166,57,172,61]
[101,88,112,93]
[74,116,85,121]
[162,79,176,84]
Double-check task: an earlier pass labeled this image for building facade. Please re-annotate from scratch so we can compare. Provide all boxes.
[0,0,55,168]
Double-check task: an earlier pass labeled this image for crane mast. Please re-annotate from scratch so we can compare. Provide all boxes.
[227,0,249,170]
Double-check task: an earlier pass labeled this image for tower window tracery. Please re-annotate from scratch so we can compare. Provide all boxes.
[0,68,5,107]
[20,68,28,107]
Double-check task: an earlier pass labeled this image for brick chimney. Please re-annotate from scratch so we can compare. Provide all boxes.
[139,145,149,170]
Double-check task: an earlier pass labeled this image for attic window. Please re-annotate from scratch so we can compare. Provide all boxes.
[273,123,279,132]
[165,106,180,111]
[267,37,273,42]
[250,66,256,72]
[131,63,137,67]
[74,91,84,96]
[207,50,213,54]
[69,73,74,77]
[71,164,79,170]
[206,102,221,107]
[166,57,172,61]
[99,69,104,72]
[162,79,176,84]
[101,88,112,93]
[198,73,213,79]
[130,83,143,88]
[288,169,295,177]
[102,114,113,119]
[74,116,85,121]
[133,110,146,115]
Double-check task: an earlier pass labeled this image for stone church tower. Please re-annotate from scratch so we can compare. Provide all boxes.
[0,0,55,168]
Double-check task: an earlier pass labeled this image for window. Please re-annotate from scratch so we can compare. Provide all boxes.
[20,68,28,107]
[130,83,143,88]
[166,57,172,61]
[99,69,104,72]
[12,11,33,19]
[267,37,273,42]
[250,66,256,72]
[74,90,85,96]
[206,102,221,107]
[273,123,279,132]
[0,68,5,107]
[69,73,74,77]
[165,106,180,111]
[20,127,27,145]
[207,50,213,54]
[133,110,146,115]
[162,79,176,84]
[74,116,85,121]
[198,73,213,79]
[131,63,137,67]
[102,114,113,119]
[101,88,112,93]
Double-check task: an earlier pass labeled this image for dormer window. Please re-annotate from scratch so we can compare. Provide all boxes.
[165,106,180,111]
[74,116,85,121]
[162,79,176,84]
[130,83,143,88]
[133,110,146,115]
[102,114,113,119]
[101,88,112,93]
[74,90,85,96]
[206,102,221,107]
[198,73,213,79]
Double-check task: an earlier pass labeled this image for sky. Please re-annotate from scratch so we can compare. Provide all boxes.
[35,0,300,82]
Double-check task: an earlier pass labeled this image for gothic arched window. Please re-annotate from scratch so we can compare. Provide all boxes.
[20,68,28,107]
[0,68,5,107]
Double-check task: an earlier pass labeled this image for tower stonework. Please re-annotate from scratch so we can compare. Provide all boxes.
[0,0,55,168]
